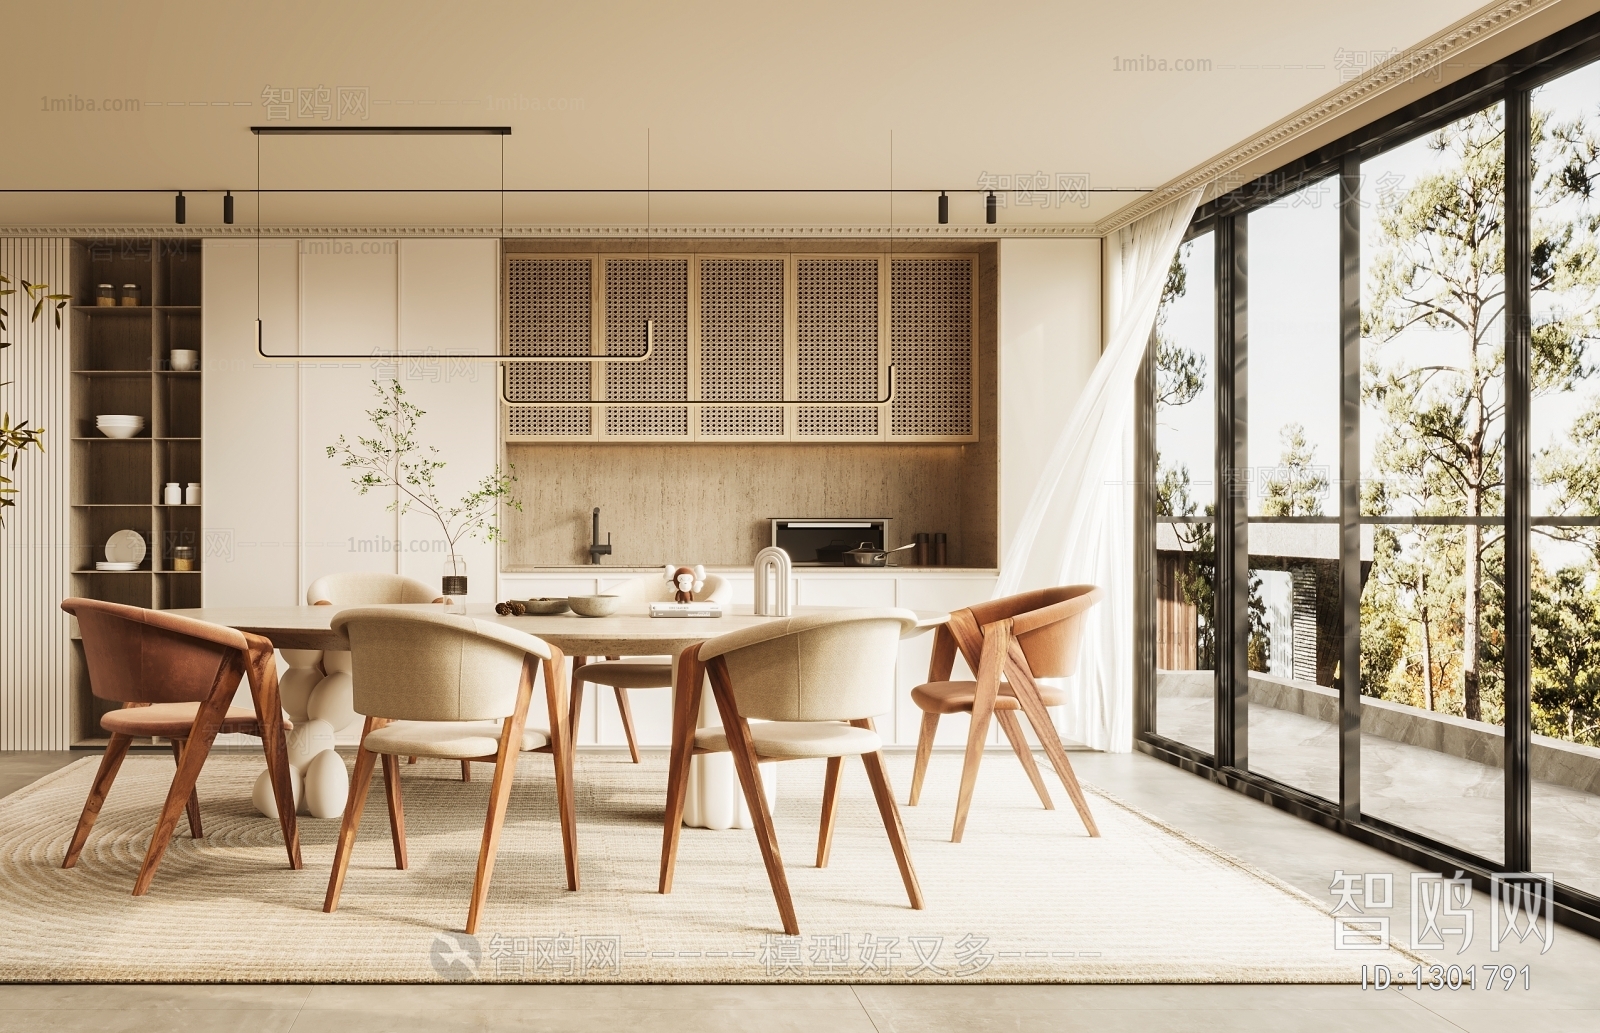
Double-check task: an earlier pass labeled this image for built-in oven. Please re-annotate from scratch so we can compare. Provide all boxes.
[769,518,891,566]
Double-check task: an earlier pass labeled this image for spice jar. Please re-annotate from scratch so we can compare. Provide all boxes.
[96,284,116,307]
[120,283,141,307]
[172,546,195,572]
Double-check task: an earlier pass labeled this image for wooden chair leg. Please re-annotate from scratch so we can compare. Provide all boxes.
[542,649,579,892]
[855,728,924,912]
[817,756,842,868]
[952,623,1007,844]
[171,739,203,839]
[467,659,534,934]
[1004,643,1100,837]
[568,662,587,763]
[242,635,301,870]
[613,686,641,763]
[408,756,417,764]
[324,718,382,914]
[709,657,798,935]
[381,753,408,870]
[659,647,701,895]
[63,732,132,869]
[133,689,232,897]
[996,708,1054,810]
[460,759,472,782]
[908,711,939,806]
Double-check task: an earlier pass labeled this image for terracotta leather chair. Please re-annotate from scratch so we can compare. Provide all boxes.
[322,608,576,934]
[59,598,302,895]
[907,585,1103,842]
[659,608,924,935]
[570,571,730,763]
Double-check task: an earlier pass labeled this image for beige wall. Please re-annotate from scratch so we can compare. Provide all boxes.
[202,238,499,607]
[997,238,1103,559]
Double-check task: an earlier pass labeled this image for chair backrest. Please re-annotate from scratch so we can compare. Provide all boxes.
[607,571,731,606]
[306,572,437,606]
[698,609,917,722]
[330,608,552,722]
[966,585,1102,678]
[61,597,248,704]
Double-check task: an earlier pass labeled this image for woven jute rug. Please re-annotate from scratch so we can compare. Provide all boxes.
[0,750,1411,983]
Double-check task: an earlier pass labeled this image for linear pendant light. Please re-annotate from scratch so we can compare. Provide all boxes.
[249,124,900,408]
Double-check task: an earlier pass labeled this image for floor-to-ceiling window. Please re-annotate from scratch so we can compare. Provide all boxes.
[1529,59,1600,899]
[1359,103,1507,864]
[1153,230,1217,756]
[1136,16,1600,930]
[1247,177,1342,799]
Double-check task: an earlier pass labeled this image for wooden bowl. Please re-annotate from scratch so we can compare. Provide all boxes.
[522,597,571,615]
[568,594,620,618]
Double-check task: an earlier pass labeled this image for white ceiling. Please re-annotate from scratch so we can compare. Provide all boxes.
[0,0,1576,232]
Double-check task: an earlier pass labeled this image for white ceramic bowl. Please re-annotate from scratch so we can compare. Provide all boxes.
[567,594,620,618]
[96,416,144,438]
[170,350,198,372]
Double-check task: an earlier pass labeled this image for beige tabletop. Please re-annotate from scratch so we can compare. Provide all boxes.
[165,603,949,655]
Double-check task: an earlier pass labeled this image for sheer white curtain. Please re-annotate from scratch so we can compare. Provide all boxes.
[997,190,1202,752]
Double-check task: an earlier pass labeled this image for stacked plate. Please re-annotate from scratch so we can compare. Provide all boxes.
[95,415,144,439]
[95,529,146,571]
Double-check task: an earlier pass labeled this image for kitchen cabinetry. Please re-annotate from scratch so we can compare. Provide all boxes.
[503,249,978,443]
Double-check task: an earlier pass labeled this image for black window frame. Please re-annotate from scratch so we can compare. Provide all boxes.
[1134,11,1600,939]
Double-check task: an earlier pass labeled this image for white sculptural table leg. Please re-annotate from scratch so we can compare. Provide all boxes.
[675,654,777,830]
[251,648,354,821]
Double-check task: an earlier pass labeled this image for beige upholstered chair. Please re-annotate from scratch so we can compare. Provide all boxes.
[307,572,461,777]
[570,571,730,762]
[907,585,1103,843]
[306,572,440,606]
[322,608,577,934]
[658,608,923,934]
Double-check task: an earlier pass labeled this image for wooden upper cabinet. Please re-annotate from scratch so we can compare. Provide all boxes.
[502,250,977,443]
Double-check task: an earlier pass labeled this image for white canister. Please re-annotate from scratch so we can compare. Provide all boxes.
[184,482,201,506]
[163,482,182,506]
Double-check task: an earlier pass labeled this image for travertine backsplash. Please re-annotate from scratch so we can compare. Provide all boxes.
[501,442,992,568]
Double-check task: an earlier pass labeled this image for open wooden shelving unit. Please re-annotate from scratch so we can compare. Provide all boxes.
[68,238,203,743]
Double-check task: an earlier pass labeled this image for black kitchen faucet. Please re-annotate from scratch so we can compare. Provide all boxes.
[590,507,612,564]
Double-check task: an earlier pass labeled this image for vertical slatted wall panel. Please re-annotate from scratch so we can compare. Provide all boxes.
[0,238,72,749]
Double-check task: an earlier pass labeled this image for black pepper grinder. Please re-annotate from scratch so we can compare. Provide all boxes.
[933,532,947,566]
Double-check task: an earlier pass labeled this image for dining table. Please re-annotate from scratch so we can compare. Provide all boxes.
[169,602,948,832]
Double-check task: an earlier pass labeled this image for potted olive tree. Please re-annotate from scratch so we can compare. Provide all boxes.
[326,378,519,605]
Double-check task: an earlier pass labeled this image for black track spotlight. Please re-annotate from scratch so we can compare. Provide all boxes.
[986,191,997,225]
[175,191,186,225]
[937,190,949,225]
[223,191,234,225]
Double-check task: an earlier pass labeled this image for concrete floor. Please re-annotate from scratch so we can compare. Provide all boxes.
[1158,694,1600,897]
[2,746,1597,1032]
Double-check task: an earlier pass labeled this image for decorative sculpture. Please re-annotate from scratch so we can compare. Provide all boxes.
[753,546,792,616]
[664,564,706,603]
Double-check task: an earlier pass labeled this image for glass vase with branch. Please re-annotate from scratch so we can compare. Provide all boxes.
[326,379,520,609]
